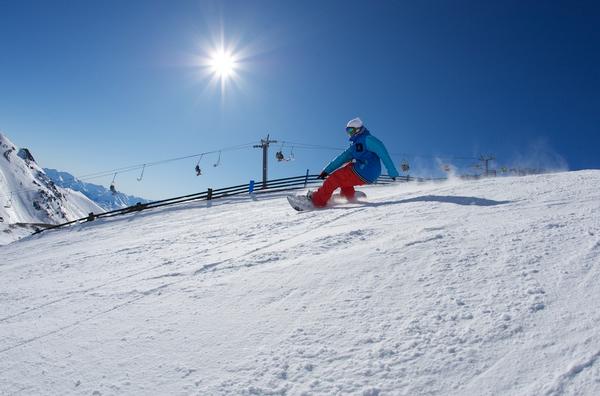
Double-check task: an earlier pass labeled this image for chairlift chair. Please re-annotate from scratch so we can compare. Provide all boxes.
[213,151,221,167]
[137,164,146,182]
[400,160,410,173]
[276,142,294,162]
[194,154,204,176]
[110,173,117,195]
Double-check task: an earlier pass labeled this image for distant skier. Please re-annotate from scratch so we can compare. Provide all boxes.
[308,117,399,207]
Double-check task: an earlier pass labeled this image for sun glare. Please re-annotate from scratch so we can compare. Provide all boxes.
[209,49,237,80]
[194,37,247,97]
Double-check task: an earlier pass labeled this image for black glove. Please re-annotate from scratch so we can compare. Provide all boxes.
[318,171,328,180]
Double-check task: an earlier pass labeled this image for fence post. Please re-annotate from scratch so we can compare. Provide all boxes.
[207,188,213,200]
[249,180,255,194]
[304,169,309,187]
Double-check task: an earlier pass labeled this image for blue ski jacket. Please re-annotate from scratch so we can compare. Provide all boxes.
[323,128,399,183]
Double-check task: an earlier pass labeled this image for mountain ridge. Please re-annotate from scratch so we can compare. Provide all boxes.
[43,168,149,211]
[0,131,103,244]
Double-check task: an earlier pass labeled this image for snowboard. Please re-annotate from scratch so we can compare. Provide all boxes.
[287,191,367,212]
[287,195,314,211]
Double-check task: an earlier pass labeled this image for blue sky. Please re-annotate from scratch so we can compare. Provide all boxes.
[1,0,598,199]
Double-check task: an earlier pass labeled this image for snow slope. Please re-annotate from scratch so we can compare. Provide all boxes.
[0,132,103,245]
[1,170,599,395]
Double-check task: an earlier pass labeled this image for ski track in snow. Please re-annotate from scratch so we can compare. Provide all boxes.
[1,171,600,395]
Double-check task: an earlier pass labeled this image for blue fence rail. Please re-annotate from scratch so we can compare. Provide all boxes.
[32,172,413,235]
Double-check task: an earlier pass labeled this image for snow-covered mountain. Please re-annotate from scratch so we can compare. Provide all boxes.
[1,170,599,395]
[0,132,103,245]
[44,168,149,211]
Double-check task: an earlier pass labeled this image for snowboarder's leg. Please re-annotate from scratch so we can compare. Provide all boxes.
[311,164,365,207]
[339,166,365,199]
[311,172,342,207]
[340,186,357,199]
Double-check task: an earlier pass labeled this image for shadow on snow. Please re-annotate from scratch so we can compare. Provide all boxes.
[362,195,512,208]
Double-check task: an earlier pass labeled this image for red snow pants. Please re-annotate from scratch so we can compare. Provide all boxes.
[311,163,365,207]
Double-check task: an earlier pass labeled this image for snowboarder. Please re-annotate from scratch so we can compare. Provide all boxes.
[308,117,399,207]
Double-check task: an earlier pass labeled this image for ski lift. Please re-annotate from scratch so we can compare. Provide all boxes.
[110,173,117,195]
[195,154,204,176]
[276,142,285,162]
[3,192,12,208]
[213,151,221,167]
[400,160,410,173]
[137,164,146,182]
[275,143,294,162]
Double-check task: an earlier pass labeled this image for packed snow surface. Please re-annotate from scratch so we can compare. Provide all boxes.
[1,170,599,395]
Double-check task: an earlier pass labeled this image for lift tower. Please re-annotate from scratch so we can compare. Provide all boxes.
[254,135,278,189]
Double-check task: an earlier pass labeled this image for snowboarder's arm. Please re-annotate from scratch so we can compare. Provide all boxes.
[365,136,399,177]
[323,146,353,174]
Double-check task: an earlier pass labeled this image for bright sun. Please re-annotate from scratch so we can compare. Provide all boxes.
[195,40,245,96]
[209,49,237,80]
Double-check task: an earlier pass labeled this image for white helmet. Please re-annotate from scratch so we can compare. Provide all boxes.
[346,117,363,129]
[346,117,364,136]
